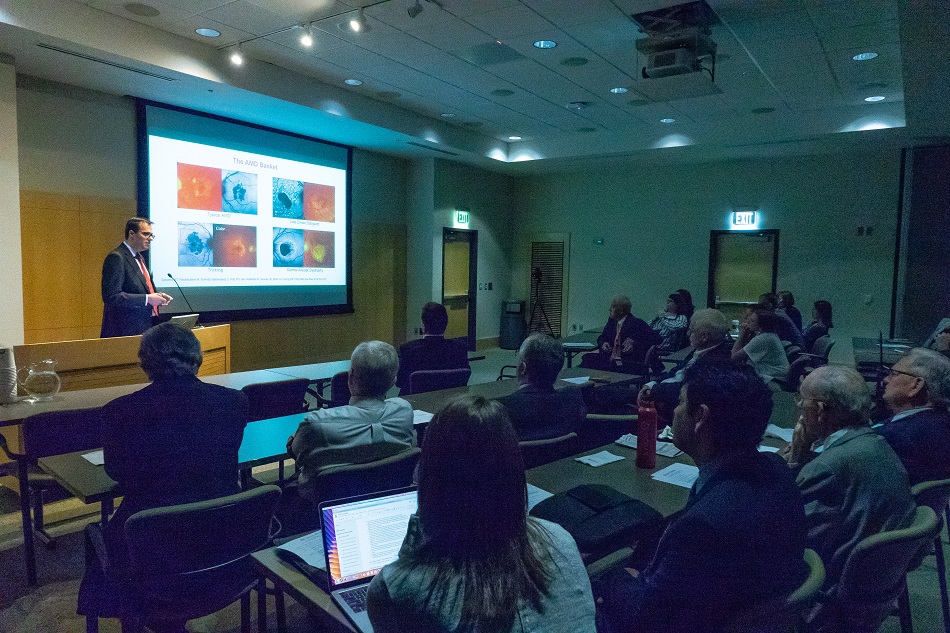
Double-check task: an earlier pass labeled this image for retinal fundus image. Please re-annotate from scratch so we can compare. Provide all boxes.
[304,183,336,222]
[178,222,214,267]
[273,178,304,219]
[273,228,304,267]
[222,171,258,215]
[211,224,257,267]
[304,230,336,268]
[178,163,223,211]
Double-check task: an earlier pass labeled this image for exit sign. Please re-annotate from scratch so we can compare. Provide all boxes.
[454,210,470,228]
[733,210,756,226]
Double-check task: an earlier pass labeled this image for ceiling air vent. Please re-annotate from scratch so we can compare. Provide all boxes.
[36,43,176,81]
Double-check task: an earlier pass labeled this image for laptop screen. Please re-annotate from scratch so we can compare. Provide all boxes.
[321,489,418,589]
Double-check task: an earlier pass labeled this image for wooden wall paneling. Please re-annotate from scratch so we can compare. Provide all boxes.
[79,196,134,334]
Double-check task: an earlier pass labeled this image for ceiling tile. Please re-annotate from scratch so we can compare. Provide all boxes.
[523,0,627,28]
[807,1,898,31]
[200,0,291,35]
[463,3,555,40]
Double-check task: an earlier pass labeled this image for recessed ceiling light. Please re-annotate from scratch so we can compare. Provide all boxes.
[508,135,522,141]
[533,40,557,49]
[864,95,886,102]
[195,27,220,37]
[561,57,588,67]
[660,118,676,123]
[344,78,363,86]
[852,52,878,61]
[609,87,629,94]
[229,46,244,66]
[124,2,160,17]
[567,101,590,110]
[491,89,514,97]
[440,113,456,118]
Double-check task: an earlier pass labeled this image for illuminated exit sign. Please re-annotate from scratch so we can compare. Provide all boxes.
[453,209,470,228]
[732,210,756,226]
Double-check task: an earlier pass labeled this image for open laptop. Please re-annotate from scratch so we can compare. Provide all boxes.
[320,487,418,633]
[168,313,200,329]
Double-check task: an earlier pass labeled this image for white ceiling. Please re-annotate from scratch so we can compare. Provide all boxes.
[0,0,936,171]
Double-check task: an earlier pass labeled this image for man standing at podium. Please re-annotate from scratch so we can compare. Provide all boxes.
[100,217,172,338]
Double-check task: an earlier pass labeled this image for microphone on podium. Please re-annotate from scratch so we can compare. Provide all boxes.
[167,273,201,327]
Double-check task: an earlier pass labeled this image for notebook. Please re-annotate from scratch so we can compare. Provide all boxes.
[320,487,418,633]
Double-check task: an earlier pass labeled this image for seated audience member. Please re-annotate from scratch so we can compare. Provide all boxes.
[785,366,916,598]
[497,333,585,441]
[675,288,695,322]
[596,361,808,633]
[777,290,804,332]
[936,324,950,360]
[96,323,250,573]
[639,308,732,425]
[876,348,950,485]
[802,299,834,353]
[649,293,689,353]
[758,292,805,348]
[396,301,469,393]
[581,294,659,374]
[290,340,414,502]
[732,308,790,386]
[368,396,596,633]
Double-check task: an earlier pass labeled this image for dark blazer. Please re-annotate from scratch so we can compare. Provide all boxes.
[599,452,808,633]
[877,407,950,485]
[651,343,732,421]
[595,315,660,366]
[102,376,249,565]
[100,243,154,338]
[496,384,586,441]
[396,336,469,391]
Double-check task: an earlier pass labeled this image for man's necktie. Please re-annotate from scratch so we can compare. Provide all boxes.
[136,254,159,316]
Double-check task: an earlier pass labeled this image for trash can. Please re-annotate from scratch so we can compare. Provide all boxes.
[500,299,527,350]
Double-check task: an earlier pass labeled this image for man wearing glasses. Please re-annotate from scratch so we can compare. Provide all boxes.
[100,217,173,338]
[876,348,950,485]
[785,365,915,616]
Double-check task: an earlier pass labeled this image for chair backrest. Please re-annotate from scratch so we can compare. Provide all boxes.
[911,477,950,519]
[783,355,813,392]
[811,336,834,361]
[124,485,281,578]
[519,432,578,469]
[726,548,825,632]
[241,378,310,421]
[407,368,471,395]
[311,446,421,503]
[496,365,518,381]
[329,371,351,407]
[21,407,103,460]
[836,505,939,604]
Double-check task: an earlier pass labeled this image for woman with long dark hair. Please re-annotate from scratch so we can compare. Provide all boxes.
[650,293,689,352]
[368,396,596,633]
[802,300,833,352]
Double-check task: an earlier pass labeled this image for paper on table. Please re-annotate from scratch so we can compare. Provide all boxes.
[277,530,327,570]
[758,445,781,453]
[765,424,794,443]
[614,434,682,458]
[575,450,625,467]
[563,342,596,349]
[651,463,700,489]
[560,376,591,385]
[527,484,553,511]
[82,450,105,466]
[412,410,434,426]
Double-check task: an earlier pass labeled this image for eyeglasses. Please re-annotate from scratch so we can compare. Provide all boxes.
[883,365,921,380]
[138,231,154,238]
[795,395,820,408]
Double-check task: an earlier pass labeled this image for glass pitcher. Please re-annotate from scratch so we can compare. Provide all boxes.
[17,359,62,402]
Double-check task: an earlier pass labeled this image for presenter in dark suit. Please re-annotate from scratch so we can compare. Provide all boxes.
[100,217,173,338]
[595,361,808,633]
[396,302,469,393]
[496,333,585,441]
[876,347,950,485]
[580,295,659,374]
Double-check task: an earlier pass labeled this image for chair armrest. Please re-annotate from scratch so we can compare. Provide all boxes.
[84,522,110,575]
[586,413,638,421]
[0,432,19,461]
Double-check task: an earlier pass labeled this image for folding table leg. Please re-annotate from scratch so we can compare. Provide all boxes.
[18,460,37,586]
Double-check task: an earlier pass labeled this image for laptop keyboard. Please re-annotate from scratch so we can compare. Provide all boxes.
[340,586,369,613]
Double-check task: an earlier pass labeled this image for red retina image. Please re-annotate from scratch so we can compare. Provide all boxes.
[211,224,257,267]
[304,183,336,222]
[178,163,223,211]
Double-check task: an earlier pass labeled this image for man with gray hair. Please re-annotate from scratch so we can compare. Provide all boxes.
[876,347,950,484]
[581,294,659,374]
[290,341,414,502]
[786,365,915,601]
[496,333,585,441]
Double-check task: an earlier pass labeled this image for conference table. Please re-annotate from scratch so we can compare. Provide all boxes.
[559,330,600,367]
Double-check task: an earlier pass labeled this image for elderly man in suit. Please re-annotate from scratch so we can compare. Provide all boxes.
[396,302,469,394]
[100,217,173,337]
[876,347,950,485]
[785,365,916,604]
[595,361,808,633]
[496,333,585,441]
[581,294,659,375]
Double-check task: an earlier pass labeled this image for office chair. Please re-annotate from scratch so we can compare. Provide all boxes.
[309,446,421,503]
[519,432,578,469]
[313,371,350,409]
[406,367,472,395]
[241,378,310,485]
[911,477,950,633]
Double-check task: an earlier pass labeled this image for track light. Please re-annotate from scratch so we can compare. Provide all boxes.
[299,23,314,47]
[349,7,369,32]
[229,45,244,66]
[408,1,423,18]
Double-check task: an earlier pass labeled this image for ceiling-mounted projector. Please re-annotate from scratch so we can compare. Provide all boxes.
[632,1,719,80]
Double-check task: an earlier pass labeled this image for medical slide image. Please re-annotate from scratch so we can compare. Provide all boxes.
[273,228,304,267]
[272,229,336,268]
[222,170,258,215]
[273,178,304,218]
[304,182,336,222]
[212,224,257,267]
[305,229,336,268]
[178,163,222,211]
[178,222,214,267]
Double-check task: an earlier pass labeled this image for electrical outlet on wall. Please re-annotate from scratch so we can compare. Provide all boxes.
[488,282,493,290]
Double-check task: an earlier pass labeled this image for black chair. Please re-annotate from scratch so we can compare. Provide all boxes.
[313,371,350,408]
[519,432,578,469]
[84,485,282,633]
[242,378,310,485]
[310,446,421,503]
[0,407,102,586]
[911,477,950,633]
[496,365,518,381]
[407,368,471,395]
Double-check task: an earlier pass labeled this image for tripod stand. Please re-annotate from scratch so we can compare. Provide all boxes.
[528,267,554,337]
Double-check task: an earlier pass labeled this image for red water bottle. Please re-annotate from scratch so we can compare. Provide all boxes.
[636,399,657,469]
